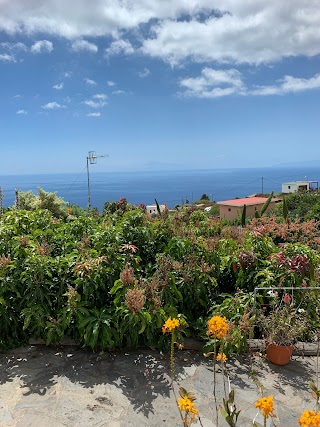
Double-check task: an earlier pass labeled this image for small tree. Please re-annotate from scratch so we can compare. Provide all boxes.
[282,196,288,222]
[241,204,246,227]
[14,187,67,218]
[200,194,210,201]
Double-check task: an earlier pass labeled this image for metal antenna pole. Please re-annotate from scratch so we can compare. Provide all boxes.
[86,151,108,210]
[0,187,3,218]
[87,156,91,209]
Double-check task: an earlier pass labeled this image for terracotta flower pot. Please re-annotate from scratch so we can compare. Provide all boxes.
[266,342,294,366]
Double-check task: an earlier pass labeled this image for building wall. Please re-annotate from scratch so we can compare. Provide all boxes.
[146,204,166,215]
[282,182,310,194]
[219,201,277,221]
[219,205,242,221]
[282,183,298,193]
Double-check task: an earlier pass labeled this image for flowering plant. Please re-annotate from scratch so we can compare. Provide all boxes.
[258,298,310,346]
[255,396,275,419]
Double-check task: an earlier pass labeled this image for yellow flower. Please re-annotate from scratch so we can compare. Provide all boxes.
[178,396,198,413]
[298,410,320,427]
[216,352,227,363]
[255,396,275,418]
[178,396,199,425]
[162,317,180,334]
[207,315,229,339]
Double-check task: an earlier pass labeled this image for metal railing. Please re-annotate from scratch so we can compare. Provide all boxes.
[253,286,320,307]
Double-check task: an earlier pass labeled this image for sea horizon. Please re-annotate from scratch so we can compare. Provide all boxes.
[1,166,320,210]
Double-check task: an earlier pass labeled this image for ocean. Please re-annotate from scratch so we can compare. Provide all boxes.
[1,167,320,210]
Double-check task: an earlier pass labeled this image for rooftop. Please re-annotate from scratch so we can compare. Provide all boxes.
[282,180,318,185]
[217,197,280,207]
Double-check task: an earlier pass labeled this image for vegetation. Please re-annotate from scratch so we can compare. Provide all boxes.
[15,187,68,218]
[1,190,320,427]
[0,190,319,353]
[273,190,320,220]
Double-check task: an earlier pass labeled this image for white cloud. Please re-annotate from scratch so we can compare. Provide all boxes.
[71,39,98,53]
[105,39,134,56]
[16,109,27,115]
[87,112,101,117]
[1,2,320,66]
[112,90,126,95]
[53,83,64,90]
[141,2,320,65]
[0,53,15,62]
[138,67,151,78]
[31,40,53,54]
[93,93,108,100]
[179,68,320,98]
[83,99,107,108]
[251,74,320,96]
[0,42,27,51]
[107,80,116,87]
[84,77,97,86]
[42,101,65,109]
[0,0,215,37]
[63,71,72,78]
[13,94,22,98]
[179,68,245,98]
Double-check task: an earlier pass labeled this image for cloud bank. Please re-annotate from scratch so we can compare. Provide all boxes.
[0,1,319,66]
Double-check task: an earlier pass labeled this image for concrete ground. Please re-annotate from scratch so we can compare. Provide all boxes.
[0,345,318,427]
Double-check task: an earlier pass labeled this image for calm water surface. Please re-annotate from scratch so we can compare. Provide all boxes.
[1,167,319,210]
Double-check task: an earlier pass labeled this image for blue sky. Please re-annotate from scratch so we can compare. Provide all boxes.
[0,0,320,175]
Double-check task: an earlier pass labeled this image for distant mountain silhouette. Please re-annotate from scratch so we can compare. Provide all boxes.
[273,160,320,168]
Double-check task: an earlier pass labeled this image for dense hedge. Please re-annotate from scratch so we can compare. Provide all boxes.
[0,207,319,351]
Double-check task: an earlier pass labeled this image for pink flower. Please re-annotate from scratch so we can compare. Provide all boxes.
[301,281,307,288]
[283,294,292,304]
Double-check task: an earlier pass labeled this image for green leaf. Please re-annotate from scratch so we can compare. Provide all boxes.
[138,318,146,334]
[220,406,229,420]
[260,191,274,216]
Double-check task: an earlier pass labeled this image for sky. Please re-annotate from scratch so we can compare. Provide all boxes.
[0,0,320,175]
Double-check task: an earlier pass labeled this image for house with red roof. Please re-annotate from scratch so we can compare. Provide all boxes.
[217,196,281,221]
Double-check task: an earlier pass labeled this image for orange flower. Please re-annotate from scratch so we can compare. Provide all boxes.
[216,352,227,363]
[207,316,229,339]
[162,318,180,334]
[298,410,320,427]
[255,396,275,418]
[178,397,199,425]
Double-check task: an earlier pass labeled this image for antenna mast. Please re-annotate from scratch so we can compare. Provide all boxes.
[86,151,108,209]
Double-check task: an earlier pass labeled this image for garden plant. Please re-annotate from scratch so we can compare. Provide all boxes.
[0,193,320,425]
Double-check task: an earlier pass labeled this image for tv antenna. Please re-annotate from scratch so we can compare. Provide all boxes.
[86,151,108,209]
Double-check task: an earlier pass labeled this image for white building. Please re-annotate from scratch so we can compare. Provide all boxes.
[282,181,318,194]
[146,204,167,215]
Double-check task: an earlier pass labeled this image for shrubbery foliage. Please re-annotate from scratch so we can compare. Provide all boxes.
[0,200,319,352]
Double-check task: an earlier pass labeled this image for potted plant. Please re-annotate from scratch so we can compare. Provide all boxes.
[258,295,310,365]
